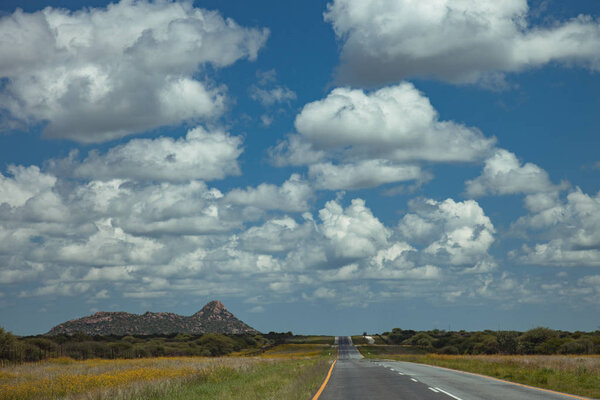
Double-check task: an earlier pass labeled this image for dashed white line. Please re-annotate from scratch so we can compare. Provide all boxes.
[428,387,439,393]
[397,372,404,375]
[435,387,463,400]
[410,378,418,382]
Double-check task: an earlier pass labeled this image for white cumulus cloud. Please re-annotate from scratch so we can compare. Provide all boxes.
[57,126,243,182]
[466,149,566,197]
[309,160,427,190]
[324,0,600,85]
[398,198,495,265]
[516,188,600,267]
[319,199,390,259]
[225,174,313,212]
[271,84,495,191]
[0,0,268,142]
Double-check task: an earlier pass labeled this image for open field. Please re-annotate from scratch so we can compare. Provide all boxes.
[285,336,335,345]
[0,351,333,400]
[358,347,600,399]
[260,344,334,358]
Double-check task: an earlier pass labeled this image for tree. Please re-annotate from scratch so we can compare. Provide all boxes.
[0,327,16,361]
[198,334,236,356]
[497,331,519,354]
[518,327,558,354]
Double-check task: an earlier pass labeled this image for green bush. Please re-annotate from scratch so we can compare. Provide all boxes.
[198,333,238,356]
[519,327,558,354]
[0,327,17,360]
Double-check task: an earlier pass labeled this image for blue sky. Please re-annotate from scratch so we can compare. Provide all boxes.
[0,0,599,336]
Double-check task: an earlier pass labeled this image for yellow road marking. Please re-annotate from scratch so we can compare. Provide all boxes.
[411,362,591,400]
[312,359,337,400]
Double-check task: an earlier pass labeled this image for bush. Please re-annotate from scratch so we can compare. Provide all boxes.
[440,345,459,355]
[0,327,17,360]
[403,332,436,349]
[559,339,594,354]
[497,331,519,354]
[519,327,558,354]
[389,328,416,344]
[472,336,499,355]
[198,334,237,356]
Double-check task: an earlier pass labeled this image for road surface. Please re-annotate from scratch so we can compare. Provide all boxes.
[318,336,592,400]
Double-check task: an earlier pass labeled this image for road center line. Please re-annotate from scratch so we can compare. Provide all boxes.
[435,387,463,400]
[429,387,439,393]
[410,378,418,382]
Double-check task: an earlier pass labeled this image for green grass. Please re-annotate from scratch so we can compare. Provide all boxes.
[358,349,600,399]
[285,336,335,345]
[260,344,333,358]
[357,344,425,356]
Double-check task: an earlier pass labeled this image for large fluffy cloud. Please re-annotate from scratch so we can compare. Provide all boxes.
[271,83,494,190]
[324,0,600,85]
[225,174,313,212]
[294,84,494,162]
[319,199,390,259]
[515,188,600,267]
[465,149,565,197]
[53,126,243,182]
[398,198,495,266]
[0,166,57,208]
[0,0,268,142]
[309,160,425,190]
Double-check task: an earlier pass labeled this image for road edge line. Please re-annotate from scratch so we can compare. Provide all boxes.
[404,361,592,400]
[312,359,337,400]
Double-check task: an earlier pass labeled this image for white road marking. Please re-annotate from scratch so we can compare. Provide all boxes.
[397,372,404,375]
[410,378,418,382]
[429,387,439,393]
[435,387,463,400]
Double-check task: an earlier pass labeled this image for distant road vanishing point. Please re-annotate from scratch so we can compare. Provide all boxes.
[317,336,593,400]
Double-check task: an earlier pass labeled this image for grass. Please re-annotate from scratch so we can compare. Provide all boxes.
[358,348,600,399]
[0,353,334,400]
[358,344,426,356]
[260,344,333,358]
[285,336,335,345]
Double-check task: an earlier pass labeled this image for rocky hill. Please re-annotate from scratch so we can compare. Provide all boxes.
[46,300,258,336]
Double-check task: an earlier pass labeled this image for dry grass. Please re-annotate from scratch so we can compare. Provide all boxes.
[0,357,262,400]
[0,344,336,400]
[260,344,332,358]
[285,336,334,345]
[360,351,600,398]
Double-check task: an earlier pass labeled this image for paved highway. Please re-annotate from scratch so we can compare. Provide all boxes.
[318,336,592,400]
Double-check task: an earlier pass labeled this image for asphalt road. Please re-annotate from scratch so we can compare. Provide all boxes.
[318,336,592,400]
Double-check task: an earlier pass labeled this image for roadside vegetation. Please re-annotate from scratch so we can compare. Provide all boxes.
[358,327,600,398]
[359,352,600,399]
[0,327,333,364]
[0,327,335,400]
[377,327,600,355]
[0,355,332,400]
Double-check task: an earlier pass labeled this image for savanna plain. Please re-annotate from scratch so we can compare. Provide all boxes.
[0,340,334,400]
[2,329,600,399]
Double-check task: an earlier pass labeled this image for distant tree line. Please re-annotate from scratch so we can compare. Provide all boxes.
[381,327,600,355]
[0,327,297,364]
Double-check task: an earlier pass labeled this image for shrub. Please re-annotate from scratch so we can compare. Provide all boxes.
[0,327,16,360]
[440,345,459,355]
[519,327,558,354]
[198,333,237,356]
[497,331,519,354]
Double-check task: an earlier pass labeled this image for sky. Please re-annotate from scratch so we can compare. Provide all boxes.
[0,0,599,336]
